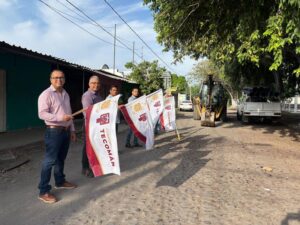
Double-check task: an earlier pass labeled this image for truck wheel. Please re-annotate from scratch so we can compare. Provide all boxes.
[220,107,228,122]
[237,112,241,121]
[193,107,201,120]
[241,113,249,124]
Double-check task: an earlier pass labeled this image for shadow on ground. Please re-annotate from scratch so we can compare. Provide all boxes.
[281,210,300,225]
[0,111,226,225]
[222,112,300,142]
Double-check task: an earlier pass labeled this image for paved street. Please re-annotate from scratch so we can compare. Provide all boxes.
[1,111,300,225]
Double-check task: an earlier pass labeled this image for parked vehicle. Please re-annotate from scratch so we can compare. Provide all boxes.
[178,93,187,106]
[179,100,193,111]
[237,87,281,123]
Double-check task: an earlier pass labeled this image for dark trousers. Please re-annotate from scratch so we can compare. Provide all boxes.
[81,129,90,170]
[116,123,119,133]
[38,128,70,195]
[126,128,138,145]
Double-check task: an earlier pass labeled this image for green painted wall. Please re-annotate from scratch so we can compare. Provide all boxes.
[0,52,51,130]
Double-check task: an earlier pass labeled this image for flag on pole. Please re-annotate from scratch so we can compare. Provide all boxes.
[120,95,154,150]
[160,96,176,131]
[85,94,121,177]
[146,89,164,127]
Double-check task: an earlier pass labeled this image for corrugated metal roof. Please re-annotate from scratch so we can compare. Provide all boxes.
[0,41,135,83]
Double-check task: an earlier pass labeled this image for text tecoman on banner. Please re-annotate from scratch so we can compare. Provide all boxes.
[85,94,121,177]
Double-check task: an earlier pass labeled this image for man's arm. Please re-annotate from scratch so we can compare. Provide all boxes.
[82,93,94,118]
[82,94,93,109]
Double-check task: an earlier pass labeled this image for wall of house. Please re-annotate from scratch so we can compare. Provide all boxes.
[0,51,51,131]
[0,50,137,131]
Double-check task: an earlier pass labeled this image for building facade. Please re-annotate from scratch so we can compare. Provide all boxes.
[0,41,137,132]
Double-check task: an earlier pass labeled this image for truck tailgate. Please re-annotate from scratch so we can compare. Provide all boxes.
[244,102,281,116]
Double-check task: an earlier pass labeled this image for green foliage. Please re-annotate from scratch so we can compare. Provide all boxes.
[125,60,165,95]
[144,0,300,96]
[171,74,187,93]
[189,59,220,83]
[190,85,200,96]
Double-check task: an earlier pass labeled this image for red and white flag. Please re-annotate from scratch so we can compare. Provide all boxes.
[85,94,121,177]
[146,89,164,127]
[120,95,154,150]
[160,96,176,131]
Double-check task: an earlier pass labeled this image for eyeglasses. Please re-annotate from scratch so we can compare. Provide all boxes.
[51,77,65,80]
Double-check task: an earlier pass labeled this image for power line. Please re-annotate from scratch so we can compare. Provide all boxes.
[56,0,89,23]
[53,1,140,52]
[38,0,120,47]
[58,0,144,58]
[56,0,115,29]
[103,0,177,74]
[65,0,143,60]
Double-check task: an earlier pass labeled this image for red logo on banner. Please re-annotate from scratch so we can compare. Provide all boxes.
[96,113,110,125]
[165,105,171,110]
[154,101,161,107]
[138,113,147,122]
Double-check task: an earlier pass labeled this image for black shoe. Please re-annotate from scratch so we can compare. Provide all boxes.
[133,144,142,147]
[125,143,132,148]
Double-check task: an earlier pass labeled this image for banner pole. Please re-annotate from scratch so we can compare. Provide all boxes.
[175,123,181,141]
[71,107,88,117]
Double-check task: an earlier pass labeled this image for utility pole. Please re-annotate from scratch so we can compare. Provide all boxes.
[113,24,116,74]
[132,41,135,64]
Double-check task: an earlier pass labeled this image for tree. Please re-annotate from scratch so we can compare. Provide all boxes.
[144,0,300,96]
[189,59,240,104]
[190,85,200,96]
[125,60,165,95]
[171,73,187,93]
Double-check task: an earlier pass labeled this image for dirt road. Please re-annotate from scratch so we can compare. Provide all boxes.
[1,111,300,225]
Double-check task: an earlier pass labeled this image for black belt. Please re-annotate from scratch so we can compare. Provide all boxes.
[46,125,70,131]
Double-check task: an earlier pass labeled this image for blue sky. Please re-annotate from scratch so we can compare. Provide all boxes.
[0,0,198,76]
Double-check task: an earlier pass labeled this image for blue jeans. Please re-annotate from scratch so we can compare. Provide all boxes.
[38,128,70,195]
[126,128,138,145]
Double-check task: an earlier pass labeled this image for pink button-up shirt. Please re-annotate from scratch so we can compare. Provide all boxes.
[38,85,75,131]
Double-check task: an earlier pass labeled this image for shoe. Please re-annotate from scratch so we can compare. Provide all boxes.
[38,193,57,204]
[125,143,132,148]
[133,144,142,147]
[55,181,77,189]
[82,168,94,178]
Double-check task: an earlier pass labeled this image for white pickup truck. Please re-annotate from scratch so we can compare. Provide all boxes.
[237,87,282,123]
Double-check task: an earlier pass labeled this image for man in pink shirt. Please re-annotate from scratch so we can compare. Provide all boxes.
[37,70,77,204]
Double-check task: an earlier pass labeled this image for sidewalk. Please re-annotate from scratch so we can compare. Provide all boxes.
[0,120,83,152]
[0,119,128,152]
[1,112,300,153]
[0,120,129,172]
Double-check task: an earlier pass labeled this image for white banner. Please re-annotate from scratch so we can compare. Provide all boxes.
[160,95,176,131]
[86,94,121,176]
[120,95,154,150]
[146,89,164,127]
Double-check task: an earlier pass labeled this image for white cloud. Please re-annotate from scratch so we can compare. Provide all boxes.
[0,0,17,8]
[0,0,199,76]
[116,2,147,15]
